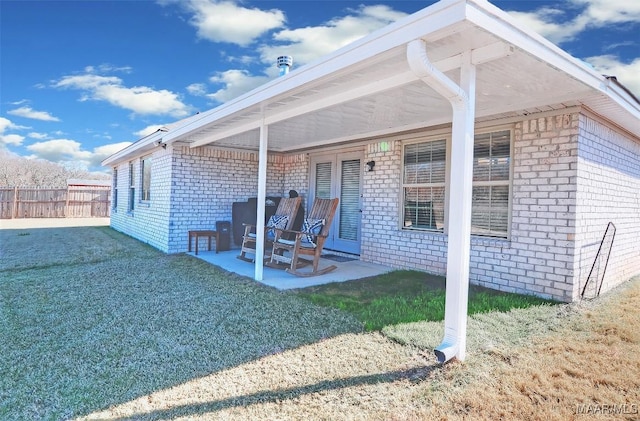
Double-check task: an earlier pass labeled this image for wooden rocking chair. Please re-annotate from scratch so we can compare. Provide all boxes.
[267,197,339,277]
[237,196,302,262]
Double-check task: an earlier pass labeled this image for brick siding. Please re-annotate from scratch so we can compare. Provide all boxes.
[109,109,640,302]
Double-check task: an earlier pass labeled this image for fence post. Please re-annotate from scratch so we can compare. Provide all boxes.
[65,186,70,218]
[12,186,18,219]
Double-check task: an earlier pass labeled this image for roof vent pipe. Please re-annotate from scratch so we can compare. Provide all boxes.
[277,55,293,76]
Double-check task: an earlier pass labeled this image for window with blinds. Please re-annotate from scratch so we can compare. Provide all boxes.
[128,161,135,212]
[141,155,152,202]
[339,159,360,241]
[402,139,446,231]
[315,162,332,199]
[471,130,511,236]
[402,129,512,238]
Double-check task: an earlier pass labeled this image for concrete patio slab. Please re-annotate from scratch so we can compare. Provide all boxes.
[188,248,393,290]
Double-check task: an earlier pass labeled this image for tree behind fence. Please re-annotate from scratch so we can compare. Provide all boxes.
[0,187,111,219]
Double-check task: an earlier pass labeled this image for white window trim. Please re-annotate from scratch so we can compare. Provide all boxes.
[400,125,514,239]
[128,161,135,213]
[140,155,152,203]
[401,136,447,232]
[112,168,118,211]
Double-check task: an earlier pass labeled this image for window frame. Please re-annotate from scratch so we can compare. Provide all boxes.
[112,168,118,211]
[400,126,514,239]
[470,128,513,238]
[128,161,135,212]
[140,155,152,203]
[401,137,447,232]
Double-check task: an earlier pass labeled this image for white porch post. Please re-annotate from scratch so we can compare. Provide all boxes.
[407,39,476,363]
[441,51,475,362]
[254,122,268,281]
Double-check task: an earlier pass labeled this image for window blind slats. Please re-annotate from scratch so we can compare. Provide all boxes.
[315,162,332,199]
[403,130,511,238]
[339,159,360,241]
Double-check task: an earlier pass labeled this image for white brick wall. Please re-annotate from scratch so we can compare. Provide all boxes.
[574,113,640,298]
[166,145,290,253]
[357,111,639,302]
[110,146,173,252]
[358,113,581,301]
[109,109,640,302]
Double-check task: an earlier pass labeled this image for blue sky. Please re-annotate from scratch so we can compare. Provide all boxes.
[1,0,638,173]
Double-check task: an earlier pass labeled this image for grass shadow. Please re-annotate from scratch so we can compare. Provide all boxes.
[108,364,437,421]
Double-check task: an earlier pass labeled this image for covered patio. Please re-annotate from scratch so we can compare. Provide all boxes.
[188,248,393,290]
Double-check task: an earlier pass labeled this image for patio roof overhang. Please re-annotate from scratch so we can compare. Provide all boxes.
[102,0,639,168]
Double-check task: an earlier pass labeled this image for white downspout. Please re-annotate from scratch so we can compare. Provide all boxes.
[254,121,268,281]
[407,39,476,363]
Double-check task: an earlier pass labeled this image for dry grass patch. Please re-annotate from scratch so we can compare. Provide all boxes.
[403,278,640,420]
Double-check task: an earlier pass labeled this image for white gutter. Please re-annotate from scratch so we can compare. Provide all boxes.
[407,38,476,363]
[101,128,167,167]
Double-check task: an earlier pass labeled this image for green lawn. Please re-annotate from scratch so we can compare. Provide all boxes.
[294,270,556,331]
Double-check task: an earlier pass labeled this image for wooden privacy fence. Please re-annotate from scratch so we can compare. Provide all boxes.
[0,187,111,219]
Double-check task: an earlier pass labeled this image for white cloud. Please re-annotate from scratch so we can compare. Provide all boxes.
[223,54,257,65]
[181,0,285,46]
[586,55,640,98]
[25,139,132,170]
[7,106,60,122]
[0,117,27,133]
[207,69,270,103]
[90,142,133,167]
[187,83,208,96]
[508,0,640,44]
[85,64,133,74]
[0,134,24,147]
[28,132,49,140]
[261,5,407,67]
[508,8,580,44]
[207,5,407,103]
[26,139,92,163]
[0,117,27,147]
[53,71,190,117]
[572,0,640,26]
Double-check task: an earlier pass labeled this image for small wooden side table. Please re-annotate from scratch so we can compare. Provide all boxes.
[188,230,219,255]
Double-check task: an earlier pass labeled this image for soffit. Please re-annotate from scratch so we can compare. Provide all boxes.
[180,21,599,152]
[102,0,638,168]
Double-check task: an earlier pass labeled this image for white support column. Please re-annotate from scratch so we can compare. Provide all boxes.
[407,39,476,363]
[254,122,268,281]
[441,51,475,362]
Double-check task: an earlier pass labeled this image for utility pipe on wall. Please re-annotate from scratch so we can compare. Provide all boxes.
[407,39,476,363]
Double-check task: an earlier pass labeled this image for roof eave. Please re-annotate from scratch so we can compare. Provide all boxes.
[101,130,165,167]
[162,0,469,146]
